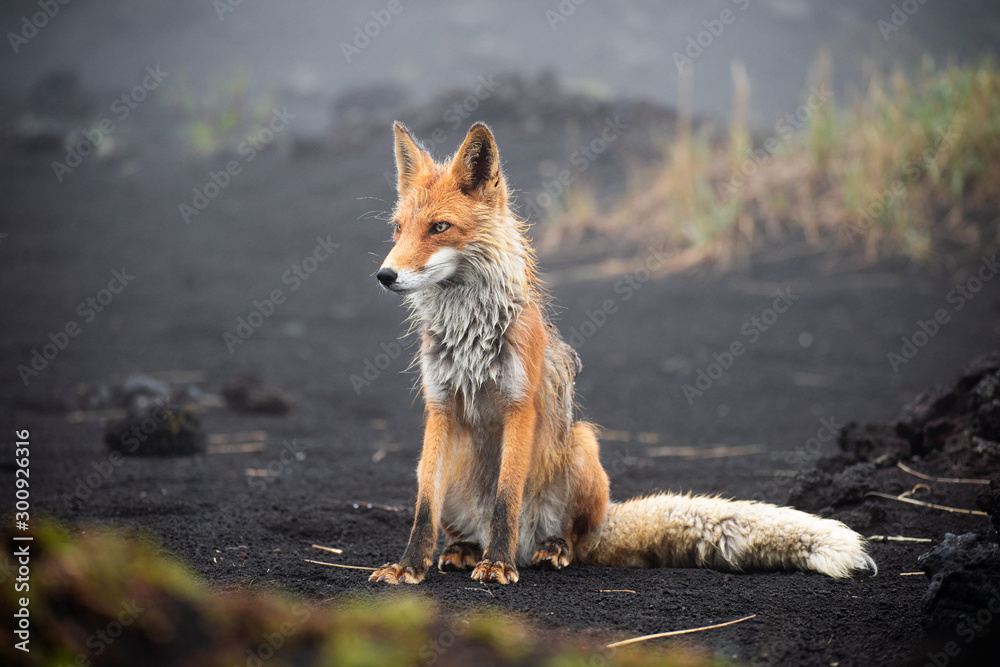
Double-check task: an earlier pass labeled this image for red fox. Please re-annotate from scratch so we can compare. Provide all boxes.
[370,122,876,585]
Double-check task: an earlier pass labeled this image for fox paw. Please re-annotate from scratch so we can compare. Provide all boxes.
[439,542,483,572]
[531,537,572,570]
[369,563,425,585]
[470,558,519,584]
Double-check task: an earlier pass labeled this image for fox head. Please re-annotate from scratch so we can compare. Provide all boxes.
[376,122,514,294]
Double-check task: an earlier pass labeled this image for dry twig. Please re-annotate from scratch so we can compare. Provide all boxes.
[304,559,376,571]
[66,408,127,423]
[646,444,765,459]
[606,614,757,649]
[866,535,933,543]
[896,462,992,485]
[311,544,344,555]
[208,431,267,444]
[206,442,267,454]
[866,491,989,516]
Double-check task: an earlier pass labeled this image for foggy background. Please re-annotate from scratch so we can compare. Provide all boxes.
[2,0,999,137]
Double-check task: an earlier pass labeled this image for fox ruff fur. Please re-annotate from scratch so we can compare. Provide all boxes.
[369,122,876,585]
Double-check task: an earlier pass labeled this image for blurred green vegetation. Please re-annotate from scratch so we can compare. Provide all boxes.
[172,68,277,156]
[1,520,727,667]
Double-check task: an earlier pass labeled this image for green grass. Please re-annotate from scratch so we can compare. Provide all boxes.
[172,67,277,156]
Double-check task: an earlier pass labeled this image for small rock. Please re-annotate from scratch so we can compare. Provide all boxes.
[121,373,172,410]
[974,400,1000,442]
[839,422,910,464]
[896,385,956,452]
[918,532,1000,635]
[104,404,206,456]
[972,373,1000,404]
[222,374,296,414]
[957,352,1000,392]
[788,462,877,512]
[923,418,963,454]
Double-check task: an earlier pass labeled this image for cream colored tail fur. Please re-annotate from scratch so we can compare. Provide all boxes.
[576,494,876,578]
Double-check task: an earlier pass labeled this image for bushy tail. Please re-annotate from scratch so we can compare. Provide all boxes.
[575,493,876,578]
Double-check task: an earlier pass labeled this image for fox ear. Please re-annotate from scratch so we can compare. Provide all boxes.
[451,123,504,201]
[394,122,433,195]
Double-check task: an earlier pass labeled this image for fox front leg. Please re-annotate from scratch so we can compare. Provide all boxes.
[370,410,453,584]
[470,403,537,584]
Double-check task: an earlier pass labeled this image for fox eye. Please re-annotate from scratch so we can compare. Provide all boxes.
[392,222,401,236]
[430,221,451,235]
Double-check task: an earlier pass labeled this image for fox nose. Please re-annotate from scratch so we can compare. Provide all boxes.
[376,267,398,287]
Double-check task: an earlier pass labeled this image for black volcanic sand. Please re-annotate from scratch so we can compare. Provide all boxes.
[2,81,1000,666]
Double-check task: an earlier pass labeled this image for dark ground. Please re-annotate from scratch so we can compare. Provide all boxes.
[2,26,1000,667]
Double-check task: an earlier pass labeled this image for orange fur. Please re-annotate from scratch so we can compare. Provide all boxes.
[369,123,875,586]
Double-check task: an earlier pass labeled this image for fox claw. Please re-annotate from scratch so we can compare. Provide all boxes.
[470,559,518,584]
[532,537,572,569]
[439,542,483,572]
[369,563,425,585]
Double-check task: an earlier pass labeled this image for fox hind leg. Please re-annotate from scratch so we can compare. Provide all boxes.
[532,536,573,569]
[533,423,610,571]
[438,541,483,571]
